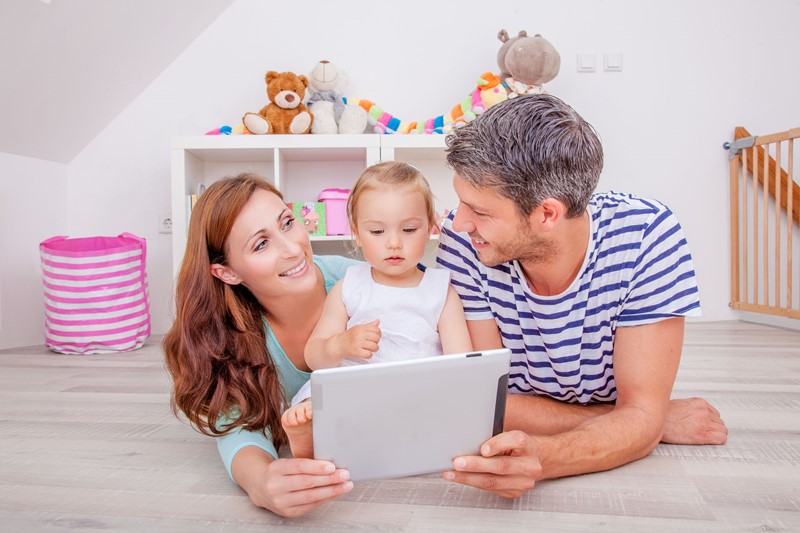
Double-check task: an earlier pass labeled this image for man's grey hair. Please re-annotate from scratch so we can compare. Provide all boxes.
[445,94,603,219]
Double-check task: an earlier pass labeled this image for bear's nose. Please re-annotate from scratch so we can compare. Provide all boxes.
[286,94,295,103]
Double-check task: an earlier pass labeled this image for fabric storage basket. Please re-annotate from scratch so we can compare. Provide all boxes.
[39,233,151,354]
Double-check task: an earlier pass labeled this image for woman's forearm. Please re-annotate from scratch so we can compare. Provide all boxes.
[230,446,275,507]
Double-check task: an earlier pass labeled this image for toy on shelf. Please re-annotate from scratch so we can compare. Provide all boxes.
[212,30,558,137]
[242,71,313,135]
[318,188,351,236]
[346,72,508,135]
[307,60,368,134]
[205,125,232,135]
[290,202,326,236]
[205,124,247,136]
[472,72,508,113]
[497,29,560,97]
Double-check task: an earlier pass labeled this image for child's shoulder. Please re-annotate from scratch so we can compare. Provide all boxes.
[314,255,362,287]
[423,265,451,284]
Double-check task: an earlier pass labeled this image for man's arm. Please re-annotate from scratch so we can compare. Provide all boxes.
[539,317,683,476]
[446,317,685,496]
[467,318,613,433]
[468,318,727,442]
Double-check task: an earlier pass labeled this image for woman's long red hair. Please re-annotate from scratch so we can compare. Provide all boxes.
[163,174,287,449]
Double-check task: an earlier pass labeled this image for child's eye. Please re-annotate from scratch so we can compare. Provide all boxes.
[369,229,384,236]
[403,227,418,233]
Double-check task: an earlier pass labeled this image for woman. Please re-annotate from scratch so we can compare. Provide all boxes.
[163,173,356,517]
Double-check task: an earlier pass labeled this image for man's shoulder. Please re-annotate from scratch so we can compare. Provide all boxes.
[589,191,671,219]
[589,192,678,241]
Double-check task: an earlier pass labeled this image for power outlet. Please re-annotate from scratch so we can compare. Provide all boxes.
[158,212,173,234]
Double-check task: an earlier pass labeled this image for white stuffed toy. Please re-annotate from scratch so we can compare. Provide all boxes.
[307,60,368,134]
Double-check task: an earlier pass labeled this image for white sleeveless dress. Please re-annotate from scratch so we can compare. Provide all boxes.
[291,263,450,406]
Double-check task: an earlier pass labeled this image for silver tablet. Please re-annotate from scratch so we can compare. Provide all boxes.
[310,348,510,481]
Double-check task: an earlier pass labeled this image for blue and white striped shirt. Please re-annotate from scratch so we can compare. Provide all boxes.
[436,192,701,404]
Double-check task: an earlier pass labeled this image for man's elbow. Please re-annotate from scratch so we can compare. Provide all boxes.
[618,403,667,459]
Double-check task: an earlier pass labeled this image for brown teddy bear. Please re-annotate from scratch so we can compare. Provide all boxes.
[242,71,313,134]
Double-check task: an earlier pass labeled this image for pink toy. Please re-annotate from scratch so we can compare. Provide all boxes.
[318,188,351,236]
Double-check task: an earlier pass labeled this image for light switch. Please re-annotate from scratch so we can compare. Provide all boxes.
[604,53,623,72]
[577,53,596,73]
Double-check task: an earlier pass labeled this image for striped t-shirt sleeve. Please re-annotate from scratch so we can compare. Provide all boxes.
[435,216,494,320]
[618,205,701,326]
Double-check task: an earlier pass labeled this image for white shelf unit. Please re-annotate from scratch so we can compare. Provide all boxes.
[171,134,449,278]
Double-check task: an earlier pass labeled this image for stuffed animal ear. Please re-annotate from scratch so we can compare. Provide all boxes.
[298,74,309,89]
[498,29,509,43]
[266,71,279,85]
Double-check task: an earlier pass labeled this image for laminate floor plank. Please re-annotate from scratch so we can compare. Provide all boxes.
[1,321,798,531]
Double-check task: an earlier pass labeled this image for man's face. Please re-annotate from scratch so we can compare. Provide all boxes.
[451,174,553,267]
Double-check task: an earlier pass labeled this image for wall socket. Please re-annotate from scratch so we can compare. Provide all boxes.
[158,212,173,234]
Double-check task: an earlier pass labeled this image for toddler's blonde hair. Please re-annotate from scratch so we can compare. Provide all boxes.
[347,161,436,233]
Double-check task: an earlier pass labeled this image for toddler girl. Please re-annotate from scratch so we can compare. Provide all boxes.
[281,161,473,458]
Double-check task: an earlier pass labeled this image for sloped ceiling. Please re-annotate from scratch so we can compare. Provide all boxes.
[0,0,234,163]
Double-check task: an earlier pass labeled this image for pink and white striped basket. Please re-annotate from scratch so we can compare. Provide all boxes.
[39,233,151,354]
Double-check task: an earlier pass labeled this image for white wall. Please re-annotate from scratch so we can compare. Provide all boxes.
[23,0,800,344]
[0,152,67,348]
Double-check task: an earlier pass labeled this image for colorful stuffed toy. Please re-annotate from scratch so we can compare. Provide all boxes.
[346,72,507,135]
[307,60,368,134]
[497,29,560,97]
[471,72,508,114]
[242,71,313,135]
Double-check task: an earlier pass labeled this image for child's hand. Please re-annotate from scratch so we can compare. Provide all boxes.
[339,319,381,359]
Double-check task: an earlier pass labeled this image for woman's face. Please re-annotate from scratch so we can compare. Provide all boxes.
[212,188,316,304]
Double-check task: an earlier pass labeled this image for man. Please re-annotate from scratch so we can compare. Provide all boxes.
[436,94,728,498]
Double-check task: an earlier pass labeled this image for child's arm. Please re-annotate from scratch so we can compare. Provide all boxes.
[304,281,381,370]
[437,285,474,354]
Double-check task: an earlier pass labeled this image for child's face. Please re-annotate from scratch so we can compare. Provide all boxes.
[354,185,432,282]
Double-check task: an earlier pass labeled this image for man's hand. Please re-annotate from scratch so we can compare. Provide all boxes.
[442,430,543,498]
[336,320,381,359]
[662,397,728,445]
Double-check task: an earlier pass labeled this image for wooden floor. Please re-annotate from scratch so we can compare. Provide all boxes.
[1,321,799,532]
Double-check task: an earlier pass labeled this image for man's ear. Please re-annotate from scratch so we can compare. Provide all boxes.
[210,263,241,286]
[529,198,566,233]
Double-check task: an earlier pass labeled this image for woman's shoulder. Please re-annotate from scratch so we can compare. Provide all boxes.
[313,254,362,289]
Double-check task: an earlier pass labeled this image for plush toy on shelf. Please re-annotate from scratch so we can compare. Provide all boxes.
[347,71,508,135]
[291,202,326,236]
[242,71,313,135]
[467,72,508,116]
[497,29,560,97]
[307,60,368,134]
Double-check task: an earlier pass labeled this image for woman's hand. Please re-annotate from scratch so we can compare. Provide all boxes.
[233,448,353,517]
